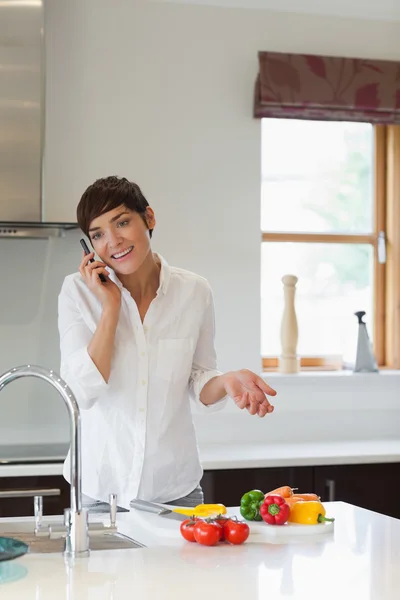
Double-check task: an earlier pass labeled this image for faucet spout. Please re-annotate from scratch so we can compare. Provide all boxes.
[0,364,89,557]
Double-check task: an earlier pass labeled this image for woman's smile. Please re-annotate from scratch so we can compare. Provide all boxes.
[111,246,134,261]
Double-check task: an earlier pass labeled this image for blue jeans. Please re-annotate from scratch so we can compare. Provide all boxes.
[163,485,204,507]
[82,485,204,513]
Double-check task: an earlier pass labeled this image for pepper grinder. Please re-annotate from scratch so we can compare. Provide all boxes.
[353,311,378,373]
[279,274,300,374]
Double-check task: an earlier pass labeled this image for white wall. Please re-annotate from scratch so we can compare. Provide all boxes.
[1,0,400,446]
[44,0,400,367]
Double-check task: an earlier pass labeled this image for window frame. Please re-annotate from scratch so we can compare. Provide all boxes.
[261,124,400,371]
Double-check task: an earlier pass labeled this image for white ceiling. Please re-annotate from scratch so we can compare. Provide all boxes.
[154,0,400,22]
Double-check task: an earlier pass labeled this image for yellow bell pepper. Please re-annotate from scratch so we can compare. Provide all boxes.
[288,500,334,525]
[173,503,227,517]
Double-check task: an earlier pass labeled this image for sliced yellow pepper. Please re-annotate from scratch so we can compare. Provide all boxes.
[173,503,227,517]
[288,500,334,525]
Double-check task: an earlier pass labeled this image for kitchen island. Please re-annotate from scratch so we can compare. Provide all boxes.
[0,501,399,599]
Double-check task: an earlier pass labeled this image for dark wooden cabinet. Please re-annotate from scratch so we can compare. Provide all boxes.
[202,462,400,520]
[0,475,70,518]
[201,466,313,506]
[1,462,399,519]
[314,463,400,519]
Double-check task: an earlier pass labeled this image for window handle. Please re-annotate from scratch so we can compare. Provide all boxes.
[378,231,386,264]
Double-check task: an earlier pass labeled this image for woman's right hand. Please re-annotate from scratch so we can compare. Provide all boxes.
[79,252,121,309]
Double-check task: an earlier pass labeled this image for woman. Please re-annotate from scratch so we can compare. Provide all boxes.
[58,176,276,511]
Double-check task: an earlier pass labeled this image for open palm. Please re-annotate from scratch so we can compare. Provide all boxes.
[223,369,277,418]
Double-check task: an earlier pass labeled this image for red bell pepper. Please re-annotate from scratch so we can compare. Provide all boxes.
[260,494,290,525]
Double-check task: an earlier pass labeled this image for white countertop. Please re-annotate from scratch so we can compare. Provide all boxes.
[1,501,399,599]
[1,439,400,478]
[199,439,400,469]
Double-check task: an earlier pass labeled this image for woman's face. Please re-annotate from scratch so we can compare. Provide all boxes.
[88,205,155,275]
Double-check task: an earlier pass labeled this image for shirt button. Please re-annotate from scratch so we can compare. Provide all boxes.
[139,408,145,413]
[140,352,146,357]
[144,326,148,333]
[141,380,146,386]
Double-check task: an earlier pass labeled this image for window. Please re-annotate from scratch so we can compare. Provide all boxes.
[261,119,400,370]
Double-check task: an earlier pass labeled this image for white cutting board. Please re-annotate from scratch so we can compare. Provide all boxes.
[130,506,334,540]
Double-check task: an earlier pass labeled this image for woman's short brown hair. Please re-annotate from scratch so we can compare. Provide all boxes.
[77,176,152,238]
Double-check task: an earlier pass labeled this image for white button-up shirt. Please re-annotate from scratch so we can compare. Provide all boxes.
[58,255,227,508]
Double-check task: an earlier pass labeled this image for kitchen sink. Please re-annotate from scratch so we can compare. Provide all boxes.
[0,532,143,553]
[0,518,144,553]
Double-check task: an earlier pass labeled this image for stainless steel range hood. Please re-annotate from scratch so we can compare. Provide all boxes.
[0,0,78,239]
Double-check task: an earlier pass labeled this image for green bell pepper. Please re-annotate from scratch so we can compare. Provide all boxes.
[240,489,265,521]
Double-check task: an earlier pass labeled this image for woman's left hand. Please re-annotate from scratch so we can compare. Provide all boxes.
[223,370,276,417]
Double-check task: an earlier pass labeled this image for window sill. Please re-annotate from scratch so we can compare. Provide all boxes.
[262,369,399,378]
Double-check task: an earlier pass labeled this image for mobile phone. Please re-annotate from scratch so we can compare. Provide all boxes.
[80,238,107,282]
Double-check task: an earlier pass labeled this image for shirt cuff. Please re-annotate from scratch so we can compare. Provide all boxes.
[61,347,108,410]
[190,369,228,413]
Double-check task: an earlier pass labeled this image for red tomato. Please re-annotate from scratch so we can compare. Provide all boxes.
[213,517,229,541]
[180,519,197,543]
[224,520,250,545]
[193,521,222,546]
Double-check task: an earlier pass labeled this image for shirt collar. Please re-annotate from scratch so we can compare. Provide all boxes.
[157,254,170,295]
[107,253,170,295]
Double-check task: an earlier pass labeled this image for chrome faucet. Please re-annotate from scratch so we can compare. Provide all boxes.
[0,365,89,557]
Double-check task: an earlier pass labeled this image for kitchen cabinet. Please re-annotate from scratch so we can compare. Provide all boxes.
[314,463,400,519]
[201,466,314,507]
[0,475,70,518]
[2,462,399,519]
[203,462,400,519]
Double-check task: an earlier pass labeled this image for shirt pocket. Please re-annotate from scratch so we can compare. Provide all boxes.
[157,338,194,383]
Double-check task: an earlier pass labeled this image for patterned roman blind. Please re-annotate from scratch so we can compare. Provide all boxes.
[254,51,400,123]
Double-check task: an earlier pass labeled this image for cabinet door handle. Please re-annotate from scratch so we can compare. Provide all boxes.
[325,479,335,502]
[0,488,61,499]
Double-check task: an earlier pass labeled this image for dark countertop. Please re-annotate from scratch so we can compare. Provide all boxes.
[0,443,69,465]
